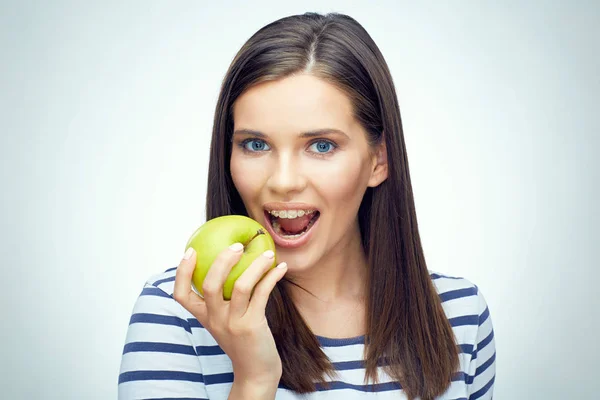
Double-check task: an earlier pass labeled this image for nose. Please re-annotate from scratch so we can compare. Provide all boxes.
[266,152,307,196]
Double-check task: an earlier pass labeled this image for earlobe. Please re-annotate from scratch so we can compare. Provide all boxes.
[367,142,388,188]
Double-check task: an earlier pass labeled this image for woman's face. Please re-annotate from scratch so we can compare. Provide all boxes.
[230,73,387,273]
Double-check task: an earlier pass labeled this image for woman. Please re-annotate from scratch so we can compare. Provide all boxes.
[119,12,496,400]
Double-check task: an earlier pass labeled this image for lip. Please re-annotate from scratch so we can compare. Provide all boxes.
[263,209,320,249]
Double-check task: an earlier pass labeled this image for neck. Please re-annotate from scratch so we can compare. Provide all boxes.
[284,220,368,311]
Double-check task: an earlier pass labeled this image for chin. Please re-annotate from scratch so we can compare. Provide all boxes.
[279,242,326,268]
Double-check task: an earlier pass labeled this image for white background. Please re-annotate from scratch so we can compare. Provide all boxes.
[1,1,598,399]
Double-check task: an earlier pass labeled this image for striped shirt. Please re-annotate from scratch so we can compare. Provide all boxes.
[119,268,496,399]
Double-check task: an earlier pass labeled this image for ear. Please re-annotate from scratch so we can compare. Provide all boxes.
[367,138,388,188]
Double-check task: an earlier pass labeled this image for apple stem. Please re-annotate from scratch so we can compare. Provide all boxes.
[245,229,265,247]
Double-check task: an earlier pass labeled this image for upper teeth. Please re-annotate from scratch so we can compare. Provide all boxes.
[268,209,315,219]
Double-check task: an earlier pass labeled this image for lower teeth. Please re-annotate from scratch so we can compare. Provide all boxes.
[272,221,304,238]
[272,219,314,239]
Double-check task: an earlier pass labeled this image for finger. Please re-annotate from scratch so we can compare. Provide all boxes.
[173,247,207,322]
[202,242,244,312]
[247,261,288,317]
[229,249,276,319]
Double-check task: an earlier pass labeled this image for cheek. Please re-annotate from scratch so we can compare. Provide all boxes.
[230,153,264,198]
[307,154,370,204]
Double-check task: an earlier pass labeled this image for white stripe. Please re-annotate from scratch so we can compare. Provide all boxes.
[120,351,201,374]
[322,343,364,362]
[119,379,206,399]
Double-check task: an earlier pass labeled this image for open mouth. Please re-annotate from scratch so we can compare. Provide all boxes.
[264,209,321,240]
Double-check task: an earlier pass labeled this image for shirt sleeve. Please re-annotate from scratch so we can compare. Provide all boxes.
[118,282,210,400]
[466,286,496,399]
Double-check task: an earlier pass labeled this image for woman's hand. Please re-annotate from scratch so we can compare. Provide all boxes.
[173,243,288,390]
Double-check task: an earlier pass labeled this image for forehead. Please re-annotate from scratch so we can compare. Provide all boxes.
[232,74,356,134]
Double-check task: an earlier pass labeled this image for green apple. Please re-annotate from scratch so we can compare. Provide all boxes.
[184,215,276,300]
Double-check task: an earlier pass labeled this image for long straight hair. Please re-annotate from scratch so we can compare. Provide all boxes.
[205,12,459,400]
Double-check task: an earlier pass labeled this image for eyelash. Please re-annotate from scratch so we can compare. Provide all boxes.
[237,138,339,158]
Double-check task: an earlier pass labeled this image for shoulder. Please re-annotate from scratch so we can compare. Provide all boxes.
[143,266,178,296]
[126,266,197,334]
[127,266,212,343]
[122,266,230,366]
[428,270,493,344]
[429,269,481,303]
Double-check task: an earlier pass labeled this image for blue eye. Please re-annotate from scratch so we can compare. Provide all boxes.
[242,139,270,152]
[309,140,335,154]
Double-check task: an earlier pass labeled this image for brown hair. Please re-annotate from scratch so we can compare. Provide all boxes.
[205,12,459,400]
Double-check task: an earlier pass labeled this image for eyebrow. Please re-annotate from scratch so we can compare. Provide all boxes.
[232,128,350,140]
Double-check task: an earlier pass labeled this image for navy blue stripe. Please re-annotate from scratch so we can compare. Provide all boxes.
[315,380,402,392]
[153,275,176,286]
[478,330,494,351]
[188,319,203,329]
[196,345,224,356]
[129,313,192,334]
[332,360,363,370]
[193,342,474,358]
[469,374,495,399]
[118,370,204,384]
[194,343,475,358]
[145,398,208,400]
[141,287,172,298]
[479,306,490,326]
[439,287,477,302]
[123,342,197,356]
[466,370,474,384]
[165,266,178,272]
[466,352,496,385]
[471,326,495,362]
[282,379,433,393]
[204,372,234,385]
[475,352,496,377]
[449,314,479,327]
[280,371,480,394]
[451,370,493,386]
[459,343,474,355]
[134,293,203,329]
[430,273,463,280]
[316,335,364,347]
[333,356,394,371]
[452,371,465,382]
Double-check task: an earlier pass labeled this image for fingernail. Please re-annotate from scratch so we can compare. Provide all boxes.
[229,242,244,252]
[183,247,195,260]
[263,250,275,259]
[276,262,287,269]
